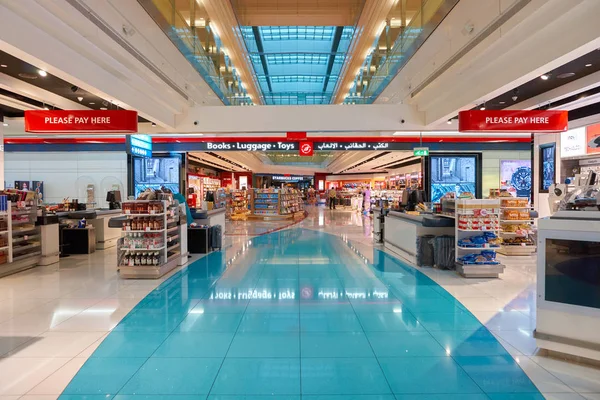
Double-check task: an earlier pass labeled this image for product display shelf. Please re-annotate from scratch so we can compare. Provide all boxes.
[0,200,11,276]
[280,189,305,217]
[0,200,41,277]
[497,197,536,256]
[228,190,250,220]
[118,200,182,279]
[250,189,301,220]
[455,199,505,278]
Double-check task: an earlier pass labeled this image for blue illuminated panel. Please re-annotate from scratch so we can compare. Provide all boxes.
[126,135,153,158]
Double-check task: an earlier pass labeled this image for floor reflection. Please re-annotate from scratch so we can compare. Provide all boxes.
[61,228,541,398]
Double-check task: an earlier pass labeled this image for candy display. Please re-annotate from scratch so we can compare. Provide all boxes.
[458,232,502,248]
[455,199,505,278]
[458,250,500,265]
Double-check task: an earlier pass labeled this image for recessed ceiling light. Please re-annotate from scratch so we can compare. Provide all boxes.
[2,123,8,127]
[38,69,47,77]
[447,119,452,124]
[43,107,49,110]
[0,64,6,68]
[151,123,157,127]
[18,72,38,80]
[480,106,486,110]
[499,101,506,104]
[557,72,575,79]
[586,63,592,67]
[89,102,95,105]
[100,107,107,110]
[541,74,550,80]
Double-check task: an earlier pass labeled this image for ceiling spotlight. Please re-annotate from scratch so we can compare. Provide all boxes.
[151,122,157,127]
[499,101,506,105]
[89,102,95,105]
[479,105,486,110]
[100,107,107,110]
[77,96,83,102]
[0,64,6,68]
[43,107,49,110]
[38,69,47,77]
[2,123,8,127]
[447,119,452,125]
[586,63,592,67]
[541,74,550,80]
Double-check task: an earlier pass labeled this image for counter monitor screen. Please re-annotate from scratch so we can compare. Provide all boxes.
[545,238,600,310]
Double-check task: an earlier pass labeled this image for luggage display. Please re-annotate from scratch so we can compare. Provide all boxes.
[433,235,455,270]
[210,224,222,251]
[416,235,435,267]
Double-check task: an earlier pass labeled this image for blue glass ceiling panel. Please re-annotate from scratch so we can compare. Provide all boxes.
[242,26,354,105]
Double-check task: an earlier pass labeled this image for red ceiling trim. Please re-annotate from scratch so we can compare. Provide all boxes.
[4,136,530,145]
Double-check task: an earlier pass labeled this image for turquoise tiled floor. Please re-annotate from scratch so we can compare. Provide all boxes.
[60,229,541,399]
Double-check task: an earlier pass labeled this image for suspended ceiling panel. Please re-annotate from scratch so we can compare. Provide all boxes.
[231,0,366,26]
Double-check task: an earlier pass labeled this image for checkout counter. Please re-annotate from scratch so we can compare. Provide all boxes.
[55,209,122,253]
[535,182,600,362]
[383,211,455,265]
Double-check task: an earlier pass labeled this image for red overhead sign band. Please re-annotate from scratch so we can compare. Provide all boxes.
[458,110,568,132]
[24,110,138,133]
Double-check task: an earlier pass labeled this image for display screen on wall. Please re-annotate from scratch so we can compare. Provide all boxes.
[500,160,532,198]
[133,156,180,197]
[540,143,556,193]
[428,154,480,203]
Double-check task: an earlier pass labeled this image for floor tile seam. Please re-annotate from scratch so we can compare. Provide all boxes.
[415,302,544,395]
[205,259,262,398]
[330,260,395,397]
[21,356,73,397]
[59,252,229,397]
[297,257,302,397]
[343,238,503,396]
[526,355,585,394]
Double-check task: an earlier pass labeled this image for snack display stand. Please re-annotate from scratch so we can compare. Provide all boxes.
[118,199,183,279]
[455,199,505,278]
[228,190,250,220]
[498,197,537,256]
[251,189,305,220]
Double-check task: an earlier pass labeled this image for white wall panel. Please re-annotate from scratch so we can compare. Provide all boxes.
[4,152,128,205]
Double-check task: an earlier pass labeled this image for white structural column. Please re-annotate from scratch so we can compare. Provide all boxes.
[176,104,424,133]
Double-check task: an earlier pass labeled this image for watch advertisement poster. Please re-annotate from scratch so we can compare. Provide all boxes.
[500,160,532,198]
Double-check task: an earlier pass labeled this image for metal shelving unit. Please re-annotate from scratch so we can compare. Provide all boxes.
[118,199,182,279]
[0,199,42,278]
[455,199,505,278]
[497,197,537,256]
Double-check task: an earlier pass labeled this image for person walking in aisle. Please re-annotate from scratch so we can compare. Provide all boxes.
[328,186,337,210]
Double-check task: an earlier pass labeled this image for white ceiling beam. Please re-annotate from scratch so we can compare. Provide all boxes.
[0,73,89,111]
[176,104,424,133]
[0,0,183,127]
[507,70,600,111]
[415,0,600,125]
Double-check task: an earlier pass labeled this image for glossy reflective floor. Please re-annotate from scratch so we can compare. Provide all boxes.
[60,227,542,399]
[0,207,599,399]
